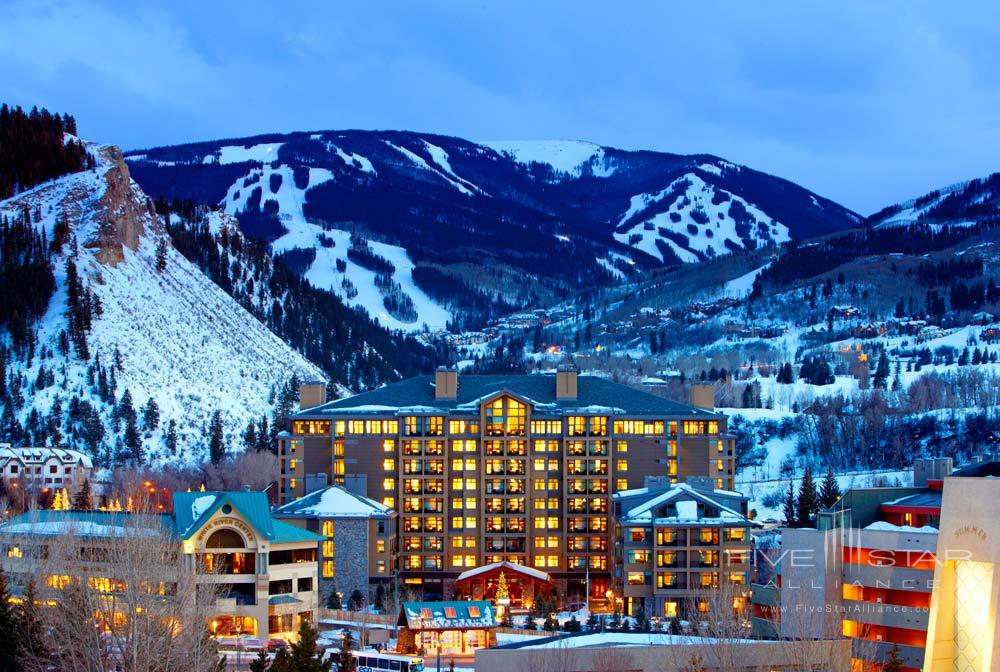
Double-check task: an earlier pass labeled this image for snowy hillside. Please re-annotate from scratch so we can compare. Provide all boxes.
[870,171,1000,230]
[613,172,790,263]
[125,130,861,330]
[0,141,326,465]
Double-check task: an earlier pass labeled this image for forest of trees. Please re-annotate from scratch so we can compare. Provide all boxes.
[0,103,92,199]
[160,200,444,389]
[0,208,55,352]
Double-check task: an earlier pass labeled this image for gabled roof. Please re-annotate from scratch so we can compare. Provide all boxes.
[274,486,391,519]
[0,446,94,468]
[614,483,759,527]
[455,560,551,583]
[0,510,172,538]
[398,601,497,630]
[294,374,717,418]
[172,490,322,544]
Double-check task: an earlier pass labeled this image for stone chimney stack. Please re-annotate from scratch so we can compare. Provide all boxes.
[299,381,328,411]
[689,383,715,409]
[435,366,458,400]
[556,365,578,400]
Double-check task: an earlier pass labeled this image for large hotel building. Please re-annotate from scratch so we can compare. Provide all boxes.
[279,368,734,604]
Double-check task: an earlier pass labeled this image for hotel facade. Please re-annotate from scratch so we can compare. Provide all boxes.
[752,458,1000,672]
[280,368,734,604]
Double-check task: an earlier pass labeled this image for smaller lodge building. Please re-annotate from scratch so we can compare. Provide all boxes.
[397,600,498,656]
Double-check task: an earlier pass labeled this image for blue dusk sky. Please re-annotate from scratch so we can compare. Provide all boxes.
[2,0,1000,214]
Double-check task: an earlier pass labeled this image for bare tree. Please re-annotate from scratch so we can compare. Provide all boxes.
[7,509,226,672]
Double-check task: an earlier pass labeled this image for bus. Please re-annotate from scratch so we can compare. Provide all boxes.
[325,648,424,672]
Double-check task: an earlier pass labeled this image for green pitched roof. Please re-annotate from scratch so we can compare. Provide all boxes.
[398,601,497,629]
[295,374,717,418]
[172,491,322,543]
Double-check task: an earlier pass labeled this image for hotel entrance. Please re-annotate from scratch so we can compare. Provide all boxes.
[396,601,498,657]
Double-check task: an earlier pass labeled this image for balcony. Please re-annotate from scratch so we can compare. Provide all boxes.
[853,640,925,670]
[843,564,935,592]
[842,599,929,631]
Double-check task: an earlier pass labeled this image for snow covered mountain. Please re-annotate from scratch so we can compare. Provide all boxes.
[0,140,327,465]
[869,172,1000,230]
[124,131,862,330]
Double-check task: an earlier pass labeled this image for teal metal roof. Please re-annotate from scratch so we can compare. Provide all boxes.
[269,594,304,605]
[295,374,718,418]
[172,491,322,543]
[398,601,497,629]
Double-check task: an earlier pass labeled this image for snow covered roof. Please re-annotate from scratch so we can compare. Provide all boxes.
[863,521,938,534]
[296,374,718,418]
[455,560,551,583]
[0,510,171,539]
[274,485,392,519]
[615,483,758,527]
[497,632,758,650]
[0,445,93,469]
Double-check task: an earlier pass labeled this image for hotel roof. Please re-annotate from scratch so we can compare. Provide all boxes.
[294,374,718,418]
[274,485,391,519]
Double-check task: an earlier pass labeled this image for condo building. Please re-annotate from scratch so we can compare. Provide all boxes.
[613,477,758,618]
[280,368,734,604]
[0,490,323,641]
[752,458,1000,672]
[0,444,94,493]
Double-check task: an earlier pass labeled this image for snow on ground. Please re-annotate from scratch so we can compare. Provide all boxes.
[221,158,451,331]
[614,174,789,263]
[214,142,284,165]
[2,144,324,465]
[421,140,486,195]
[721,263,770,298]
[597,256,626,279]
[480,140,615,178]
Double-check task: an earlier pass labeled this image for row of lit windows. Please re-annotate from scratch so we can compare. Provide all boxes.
[403,440,444,455]
[484,440,526,456]
[320,416,718,439]
[293,420,331,435]
[682,420,720,435]
[612,420,667,436]
[533,555,560,568]
[568,556,607,570]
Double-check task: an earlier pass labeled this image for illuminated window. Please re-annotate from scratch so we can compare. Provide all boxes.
[589,416,607,436]
[383,459,395,471]
[334,421,345,436]
[616,478,629,491]
[293,420,332,434]
[567,416,586,436]
[322,541,334,557]
[348,420,364,434]
[383,478,395,491]
[383,440,396,452]
[322,561,334,578]
[289,459,298,470]
[322,520,334,537]
[376,540,385,553]
[382,497,395,508]
[289,478,297,489]
[617,459,628,472]
[7,546,22,558]
[616,440,628,453]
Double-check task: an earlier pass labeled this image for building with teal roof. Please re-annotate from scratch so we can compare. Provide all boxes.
[0,488,324,642]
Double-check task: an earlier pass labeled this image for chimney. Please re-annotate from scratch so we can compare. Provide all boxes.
[556,365,578,400]
[913,457,954,487]
[299,381,328,410]
[435,366,458,400]
[689,383,715,409]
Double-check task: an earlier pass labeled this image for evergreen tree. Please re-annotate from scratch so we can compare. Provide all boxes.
[142,398,160,431]
[72,478,93,510]
[334,629,356,672]
[347,589,365,611]
[873,354,890,389]
[248,648,269,672]
[165,418,178,455]
[669,616,683,635]
[326,584,342,609]
[289,619,332,672]
[0,567,19,672]
[269,647,293,672]
[155,238,168,272]
[796,467,819,527]
[782,480,797,527]
[243,421,257,453]
[819,467,841,510]
[209,410,225,465]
